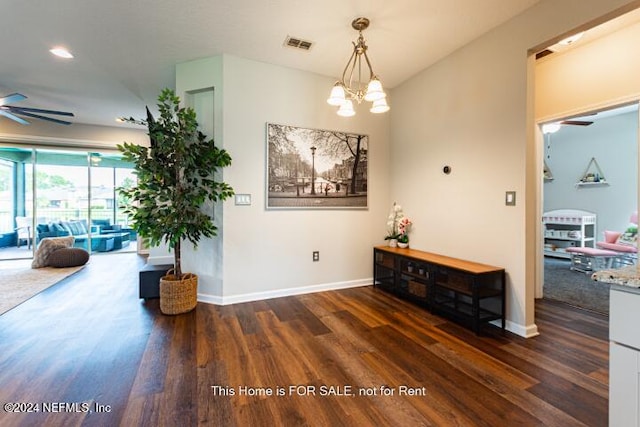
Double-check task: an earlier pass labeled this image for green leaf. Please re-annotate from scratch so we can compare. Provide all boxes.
[116,88,234,276]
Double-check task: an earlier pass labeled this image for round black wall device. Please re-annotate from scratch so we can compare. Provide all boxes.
[443,166,451,174]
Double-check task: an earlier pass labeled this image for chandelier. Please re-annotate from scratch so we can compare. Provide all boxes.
[327,17,389,117]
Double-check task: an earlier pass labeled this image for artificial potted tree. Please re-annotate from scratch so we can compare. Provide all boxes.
[118,88,234,315]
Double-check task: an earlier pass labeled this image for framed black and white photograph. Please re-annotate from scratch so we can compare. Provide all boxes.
[266,123,368,209]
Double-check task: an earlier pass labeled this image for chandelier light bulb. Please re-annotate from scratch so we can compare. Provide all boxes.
[327,83,346,106]
[370,98,390,114]
[364,77,385,102]
[337,99,356,117]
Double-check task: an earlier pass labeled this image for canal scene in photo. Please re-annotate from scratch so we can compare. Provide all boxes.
[266,123,368,209]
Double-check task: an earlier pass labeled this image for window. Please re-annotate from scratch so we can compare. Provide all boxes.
[0,159,13,232]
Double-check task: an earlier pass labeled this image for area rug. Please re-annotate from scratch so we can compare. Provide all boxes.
[544,257,610,314]
[0,266,84,315]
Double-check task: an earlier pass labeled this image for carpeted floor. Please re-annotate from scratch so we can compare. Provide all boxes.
[544,257,610,314]
[0,265,85,315]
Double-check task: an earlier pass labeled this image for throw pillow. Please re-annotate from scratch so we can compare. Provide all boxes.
[59,221,73,235]
[51,222,71,237]
[604,230,622,244]
[68,221,81,235]
[47,247,89,268]
[617,231,638,247]
[73,220,88,235]
[31,236,75,268]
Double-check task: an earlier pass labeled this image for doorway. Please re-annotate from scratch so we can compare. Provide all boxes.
[532,4,640,322]
[540,103,639,313]
[0,145,137,261]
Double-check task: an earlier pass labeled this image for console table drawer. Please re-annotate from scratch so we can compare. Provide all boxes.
[375,251,396,269]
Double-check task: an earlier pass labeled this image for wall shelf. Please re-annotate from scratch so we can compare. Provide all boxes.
[576,157,608,186]
[543,160,554,182]
[575,181,610,188]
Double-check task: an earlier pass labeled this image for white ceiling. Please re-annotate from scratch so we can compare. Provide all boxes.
[0,0,543,128]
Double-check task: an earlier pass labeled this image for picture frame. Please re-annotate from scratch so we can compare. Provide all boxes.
[266,123,368,209]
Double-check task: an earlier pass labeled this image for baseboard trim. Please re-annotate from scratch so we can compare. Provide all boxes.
[197,278,371,306]
[504,320,539,338]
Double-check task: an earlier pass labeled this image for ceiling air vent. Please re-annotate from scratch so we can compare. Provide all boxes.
[284,36,313,51]
[535,49,554,60]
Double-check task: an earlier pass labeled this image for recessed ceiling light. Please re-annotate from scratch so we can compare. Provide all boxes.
[558,32,584,46]
[49,47,74,59]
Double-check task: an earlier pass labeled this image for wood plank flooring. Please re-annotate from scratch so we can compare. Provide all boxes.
[0,253,609,426]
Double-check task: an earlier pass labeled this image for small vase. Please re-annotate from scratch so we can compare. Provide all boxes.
[398,242,409,249]
[388,239,398,248]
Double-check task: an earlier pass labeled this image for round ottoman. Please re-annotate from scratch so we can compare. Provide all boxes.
[47,247,90,268]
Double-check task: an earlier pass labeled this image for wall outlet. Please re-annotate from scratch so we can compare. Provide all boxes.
[312,251,319,262]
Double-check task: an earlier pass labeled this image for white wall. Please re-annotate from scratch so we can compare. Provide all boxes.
[536,17,640,121]
[390,0,640,337]
[177,54,391,302]
[544,111,638,235]
[172,57,225,294]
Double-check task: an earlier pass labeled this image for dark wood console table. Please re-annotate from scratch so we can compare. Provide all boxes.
[373,246,506,334]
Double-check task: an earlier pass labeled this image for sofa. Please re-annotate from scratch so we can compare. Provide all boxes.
[91,219,121,233]
[595,212,638,265]
[91,219,133,249]
[36,219,119,252]
[92,219,136,238]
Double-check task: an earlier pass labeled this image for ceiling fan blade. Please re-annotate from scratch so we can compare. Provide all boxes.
[10,106,74,117]
[0,109,30,125]
[13,110,72,125]
[0,93,27,106]
[561,120,593,126]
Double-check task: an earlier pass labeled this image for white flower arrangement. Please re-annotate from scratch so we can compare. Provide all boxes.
[385,202,412,241]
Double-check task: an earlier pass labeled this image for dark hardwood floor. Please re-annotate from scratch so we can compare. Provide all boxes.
[0,253,608,426]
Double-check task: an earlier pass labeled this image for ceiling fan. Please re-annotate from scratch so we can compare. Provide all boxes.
[560,119,593,126]
[559,112,596,127]
[0,93,74,125]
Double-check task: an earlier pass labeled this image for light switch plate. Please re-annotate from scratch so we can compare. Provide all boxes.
[505,191,516,206]
[235,194,251,206]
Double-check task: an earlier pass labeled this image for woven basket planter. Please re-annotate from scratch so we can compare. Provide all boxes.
[159,271,198,315]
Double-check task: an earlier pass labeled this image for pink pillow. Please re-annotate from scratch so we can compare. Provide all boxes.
[604,230,622,243]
